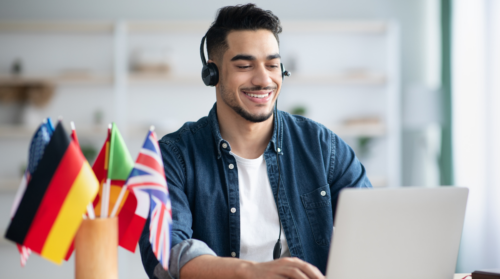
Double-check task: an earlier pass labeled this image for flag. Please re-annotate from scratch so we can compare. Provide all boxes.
[70,121,80,147]
[117,188,150,252]
[63,121,84,262]
[93,123,134,218]
[126,129,172,269]
[5,122,99,264]
[90,123,142,252]
[91,125,111,212]
[10,118,55,266]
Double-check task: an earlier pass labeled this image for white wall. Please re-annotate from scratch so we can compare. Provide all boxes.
[0,0,428,88]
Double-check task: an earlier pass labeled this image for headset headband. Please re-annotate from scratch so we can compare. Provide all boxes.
[200,33,290,86]
[200,35,208,66]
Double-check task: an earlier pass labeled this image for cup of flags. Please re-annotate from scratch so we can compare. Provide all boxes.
[4,118,172,278]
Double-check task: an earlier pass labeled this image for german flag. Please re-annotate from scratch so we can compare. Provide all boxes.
[5,122,99,264]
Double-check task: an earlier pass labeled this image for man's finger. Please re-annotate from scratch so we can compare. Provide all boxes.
[280,257,325,279]
[279,266,309,279]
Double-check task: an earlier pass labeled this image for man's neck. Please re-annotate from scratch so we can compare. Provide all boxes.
[217,103,274,159]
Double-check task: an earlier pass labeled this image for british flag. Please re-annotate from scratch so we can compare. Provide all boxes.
[125,128,172,269]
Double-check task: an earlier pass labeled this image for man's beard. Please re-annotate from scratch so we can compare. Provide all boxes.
[219,81,275,123]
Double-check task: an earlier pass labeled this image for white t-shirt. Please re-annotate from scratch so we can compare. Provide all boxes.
[232,152,290,262]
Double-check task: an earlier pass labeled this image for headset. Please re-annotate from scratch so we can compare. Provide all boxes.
[200,35,290,86]
[200,34,290,260]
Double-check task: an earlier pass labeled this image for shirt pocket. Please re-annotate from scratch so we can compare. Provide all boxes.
[300,184,333,247]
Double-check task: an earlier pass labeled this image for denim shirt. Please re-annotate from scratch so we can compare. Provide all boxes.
[139,103,372,279]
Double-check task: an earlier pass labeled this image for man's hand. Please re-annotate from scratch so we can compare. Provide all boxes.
[180,255,325,279]
[243,257,325,279]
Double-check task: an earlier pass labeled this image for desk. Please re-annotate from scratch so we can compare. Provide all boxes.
[455,274,471,279]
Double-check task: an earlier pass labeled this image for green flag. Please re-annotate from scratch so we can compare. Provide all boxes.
[107,123,134,180]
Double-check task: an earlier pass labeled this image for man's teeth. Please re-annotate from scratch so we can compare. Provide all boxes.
[245,92,269,98]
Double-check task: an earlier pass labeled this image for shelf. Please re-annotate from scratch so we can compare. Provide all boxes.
[287,74,386,85]
[369,176,387,188]
[0,21,114,33]
[128,21,211,33]
[54,75,113,86]
[128,73,200,85]
[0,74,385,86]
[282,20,387,34]
[0,125,109,139]
[0,75,113,86]
[127,73,386,86]
[0,125,172,140]
[0,178,20,193]
[331,123,385,137]
[127,20,387,34]
[0,126,34,139]
[0,20,386,34]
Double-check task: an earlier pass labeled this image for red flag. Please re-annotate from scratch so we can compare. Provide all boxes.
[70,121,80,147]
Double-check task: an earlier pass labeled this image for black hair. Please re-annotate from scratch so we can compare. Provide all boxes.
[206,3,282,62]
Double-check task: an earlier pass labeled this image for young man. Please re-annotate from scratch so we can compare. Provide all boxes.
[139,4,371,279]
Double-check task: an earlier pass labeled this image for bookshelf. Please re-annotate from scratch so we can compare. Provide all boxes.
[0,20,400,188]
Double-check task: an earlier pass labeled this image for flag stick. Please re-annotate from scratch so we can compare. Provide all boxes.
[101,178,111,218]
[86,203,96,219]
[110,185,127,218]
[99,124,113,219]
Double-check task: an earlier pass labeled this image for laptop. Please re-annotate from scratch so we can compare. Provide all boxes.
[326,187,468,279]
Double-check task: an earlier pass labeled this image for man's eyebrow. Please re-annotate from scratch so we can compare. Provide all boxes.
[230,53,281,61]
[267,53,281,60]
[230,54,256,61]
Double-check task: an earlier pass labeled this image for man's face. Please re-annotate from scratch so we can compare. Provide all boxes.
[215,29,282,123]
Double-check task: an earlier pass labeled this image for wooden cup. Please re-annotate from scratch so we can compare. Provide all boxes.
[75,218,118,279]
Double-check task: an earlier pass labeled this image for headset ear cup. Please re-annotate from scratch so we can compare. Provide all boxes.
[202,63,219,86]
[208,63,219,86]
[201,65,210,86]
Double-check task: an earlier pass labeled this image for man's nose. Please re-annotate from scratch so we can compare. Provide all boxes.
[251,64,273,88]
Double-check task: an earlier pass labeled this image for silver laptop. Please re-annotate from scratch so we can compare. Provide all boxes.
[326,187,468,279]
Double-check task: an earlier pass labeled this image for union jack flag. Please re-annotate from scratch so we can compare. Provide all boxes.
[125,129,172,269]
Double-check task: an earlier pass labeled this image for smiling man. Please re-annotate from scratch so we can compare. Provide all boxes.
[139,4,371,279]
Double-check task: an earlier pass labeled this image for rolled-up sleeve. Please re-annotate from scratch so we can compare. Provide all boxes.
[138,140,217,279]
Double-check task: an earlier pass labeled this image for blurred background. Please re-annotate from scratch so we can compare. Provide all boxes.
[0,0,498,278]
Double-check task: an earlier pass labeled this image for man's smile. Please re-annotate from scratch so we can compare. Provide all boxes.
[242,91,272,98]
[241,89,275,104]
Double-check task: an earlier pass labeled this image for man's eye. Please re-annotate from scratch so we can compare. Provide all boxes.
[268,65,279,68]
[237,66,250,69]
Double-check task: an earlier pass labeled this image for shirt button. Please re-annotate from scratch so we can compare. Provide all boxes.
[321,191,326,196]
[230,207,236,213]
[231,252,236,257]
[229,164,234,169]
[222,143,228,149]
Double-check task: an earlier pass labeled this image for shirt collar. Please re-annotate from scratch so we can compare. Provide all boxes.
[208,102,282,159]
